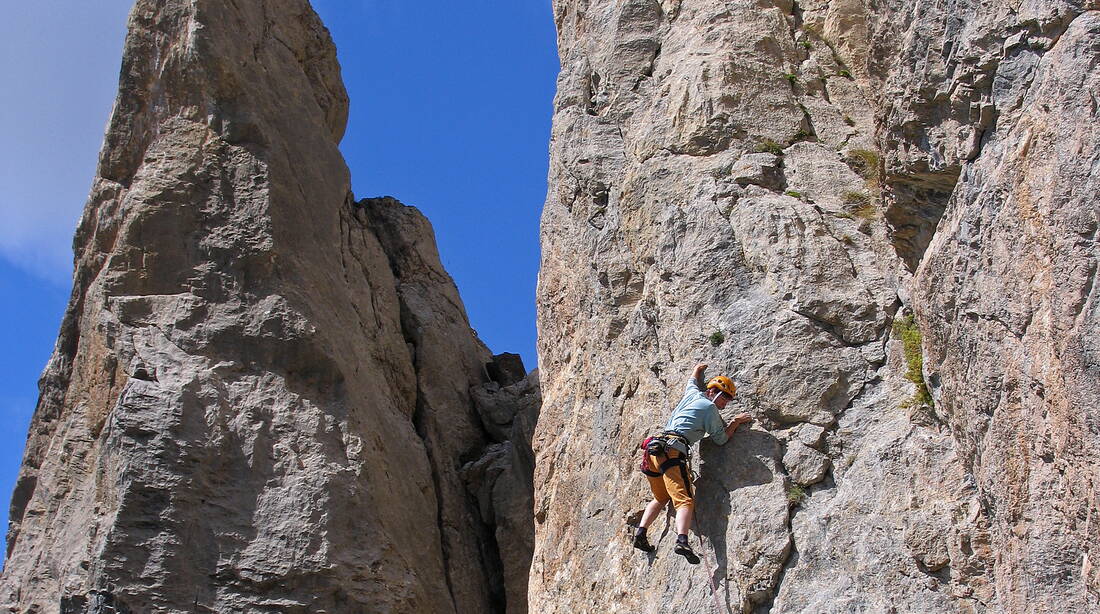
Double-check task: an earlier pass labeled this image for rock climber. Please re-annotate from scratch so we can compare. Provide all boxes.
[633,363,752,564]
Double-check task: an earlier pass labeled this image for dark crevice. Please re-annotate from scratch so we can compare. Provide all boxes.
[633,42,662,91]
[60,590,134,614]
[355,196,501,612]
[963,310,1024,340]
[789,0,805,30]
[799,109,818,142]
[461,359,540,614]
[883,168,960,272]
[361,196,534,613]
[793,309,863,347]
[751,516,798,614]
[403,319,465,612]
[585,71,602,116]
[646,42,661,76]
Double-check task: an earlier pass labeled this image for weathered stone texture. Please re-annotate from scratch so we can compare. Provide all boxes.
[912,9,1100,612]
[534,0,1097,612]
[1,2,535,613]
[466,370,541,614]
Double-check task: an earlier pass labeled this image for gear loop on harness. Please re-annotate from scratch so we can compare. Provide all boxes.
[638,430,694,499]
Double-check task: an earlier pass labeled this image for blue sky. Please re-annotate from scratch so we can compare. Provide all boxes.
[1,1,556,560]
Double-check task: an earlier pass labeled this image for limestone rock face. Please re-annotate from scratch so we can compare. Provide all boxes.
[534,0,1097,612]
[912,10,1100,612]
[1,2,535,613]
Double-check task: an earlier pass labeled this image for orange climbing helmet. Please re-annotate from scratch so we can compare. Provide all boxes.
[706,375,736,397]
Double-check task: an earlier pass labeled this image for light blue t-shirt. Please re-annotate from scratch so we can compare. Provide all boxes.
[664,377,729,446]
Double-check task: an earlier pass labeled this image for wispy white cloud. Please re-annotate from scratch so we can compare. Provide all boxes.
[0,223,76,286]
[0,1,131,284]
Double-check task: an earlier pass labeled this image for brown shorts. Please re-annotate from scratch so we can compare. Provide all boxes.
[646,448,693,510]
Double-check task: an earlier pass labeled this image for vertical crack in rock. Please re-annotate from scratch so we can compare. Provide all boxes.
[752,508,797,614]
[408,389,462,611]
[360,197,538,614]
[760,372,875,611]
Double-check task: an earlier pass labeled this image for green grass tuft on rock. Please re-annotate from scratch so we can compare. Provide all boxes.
[754,139,784,155]
[844,191,871,206]
[844,148,884,203]
[844,149,881,182]
[893,314,934,408]
[787,484,807,506]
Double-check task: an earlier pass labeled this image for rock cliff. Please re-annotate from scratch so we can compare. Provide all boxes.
[533,1,1098,613]
[4,1,1098,613]
[1,1,535,612]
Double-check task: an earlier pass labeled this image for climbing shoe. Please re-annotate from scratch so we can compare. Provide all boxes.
[633,531,655,553]
[674,536,700,564]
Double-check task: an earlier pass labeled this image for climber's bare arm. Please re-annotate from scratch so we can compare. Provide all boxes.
[693,363,707,388]
[724,412,752,439]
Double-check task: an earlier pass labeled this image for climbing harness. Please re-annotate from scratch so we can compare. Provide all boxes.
[639,431,694,499]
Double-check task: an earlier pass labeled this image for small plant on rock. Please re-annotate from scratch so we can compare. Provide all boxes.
[785,190,803,199]
[709,330,725,346]
[845,149,881,181]
[754,139,784,155]
[844,190,871,206]
[851,203,878,220]
[787,484,807,506]
[843,115,855,126]
[782,72,798,85]
[893,314,934,408]
[838,69,853,79]
[800,40,813,49]
[844,148,884,201]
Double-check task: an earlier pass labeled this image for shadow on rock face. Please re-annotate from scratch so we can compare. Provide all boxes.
[693,429,783,610]
[698,429,780,491]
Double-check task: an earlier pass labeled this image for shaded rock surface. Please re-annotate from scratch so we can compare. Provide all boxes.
[1,1,536,613]
[466,370,541,614]
[533,0,1097,613]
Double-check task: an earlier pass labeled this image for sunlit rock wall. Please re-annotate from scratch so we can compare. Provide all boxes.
[1,2,535,613]
[532,1,1098,612]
